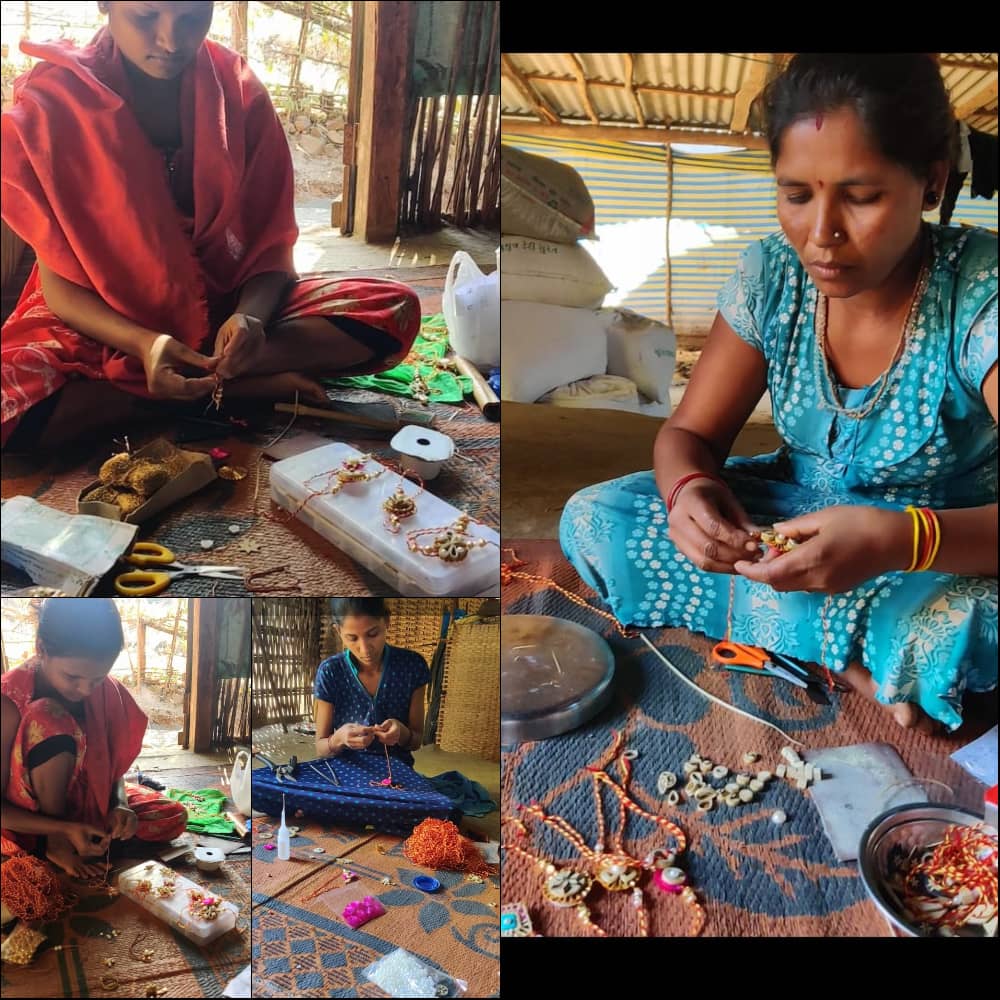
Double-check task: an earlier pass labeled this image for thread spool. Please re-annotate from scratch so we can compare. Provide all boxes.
[194,847,225,873]
[390,425,455,481]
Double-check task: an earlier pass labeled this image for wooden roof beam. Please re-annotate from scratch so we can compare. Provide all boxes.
[953,77,999,120]
[521,73,736,101]
[502,54,561,125]
[730,52,771,133]
[501,118,768,149]
[570,53,600,125]
[624,53,646,127]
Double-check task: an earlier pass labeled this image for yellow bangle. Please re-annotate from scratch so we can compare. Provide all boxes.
[920,509,943,571]
[904,505,922,572]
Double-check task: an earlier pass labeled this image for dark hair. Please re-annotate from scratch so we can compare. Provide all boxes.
[330,598,390,623]
[762,54,953,180]
[37,598,123,661]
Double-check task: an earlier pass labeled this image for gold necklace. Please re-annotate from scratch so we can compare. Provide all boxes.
[814,244,931,421]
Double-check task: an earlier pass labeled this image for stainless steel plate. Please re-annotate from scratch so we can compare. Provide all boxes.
[501,614,615,743]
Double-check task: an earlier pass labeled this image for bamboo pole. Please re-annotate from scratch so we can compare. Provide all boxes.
[429,0,470,225]
[665,142,673,327]
[135,605,146,691]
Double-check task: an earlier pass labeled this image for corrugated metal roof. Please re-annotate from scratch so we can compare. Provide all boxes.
[503,53,998,136]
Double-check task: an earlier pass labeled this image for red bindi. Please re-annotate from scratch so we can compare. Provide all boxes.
[815,113,823,130]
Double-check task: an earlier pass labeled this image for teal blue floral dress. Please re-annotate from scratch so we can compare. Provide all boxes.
[560,225,998,730]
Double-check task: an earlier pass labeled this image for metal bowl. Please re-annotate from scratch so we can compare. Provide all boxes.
[500,614,615,743]
[857,803,997,937]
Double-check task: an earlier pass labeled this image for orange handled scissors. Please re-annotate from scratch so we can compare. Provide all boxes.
[711,641,808,689]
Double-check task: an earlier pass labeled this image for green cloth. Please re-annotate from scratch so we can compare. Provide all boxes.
[166,788,236,835]
[323,315,472,403]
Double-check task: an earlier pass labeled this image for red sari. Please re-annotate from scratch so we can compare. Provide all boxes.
[1,30,420,445]
[1,660,187,855]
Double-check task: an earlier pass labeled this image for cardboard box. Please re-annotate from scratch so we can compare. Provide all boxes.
[77,439,216,524]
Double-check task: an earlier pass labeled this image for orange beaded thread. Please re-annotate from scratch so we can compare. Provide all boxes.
[0,854,78,922]
[502,730,705,937]
[403,819,495,878]
[501,549,638,639]
[896,823,998,933]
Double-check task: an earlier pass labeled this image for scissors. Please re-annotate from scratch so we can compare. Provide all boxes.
[114,542,244,596]
[712,641,830,705]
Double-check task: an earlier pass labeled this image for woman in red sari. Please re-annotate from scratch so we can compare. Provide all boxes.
[1,1,421,448]
[1,599,187,877]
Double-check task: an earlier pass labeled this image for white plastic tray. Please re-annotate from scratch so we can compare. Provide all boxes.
[117,862,238,946]
[270,443,499,596]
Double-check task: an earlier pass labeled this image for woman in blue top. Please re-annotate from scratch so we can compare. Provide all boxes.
[313,598,430,766]
[561,54,997,734]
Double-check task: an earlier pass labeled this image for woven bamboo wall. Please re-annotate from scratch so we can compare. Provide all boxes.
[435,616,500,761]
[319,599,454,662]
[252,598,322,728]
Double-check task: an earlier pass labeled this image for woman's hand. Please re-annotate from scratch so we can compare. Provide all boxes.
[372,719,407,747]
[213,313,267,379]
[64,822,112,858]
[733,505,910,594]
[332,723,375,751]
[668,479,761,574]
[106,806,139,841]
[141,333,218,400]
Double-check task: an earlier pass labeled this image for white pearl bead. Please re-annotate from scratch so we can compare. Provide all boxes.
[771,810,787,825]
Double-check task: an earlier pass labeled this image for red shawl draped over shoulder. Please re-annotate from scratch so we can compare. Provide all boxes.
[0,29,298,432]
[1,658,147,854]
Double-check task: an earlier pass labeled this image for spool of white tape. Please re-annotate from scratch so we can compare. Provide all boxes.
[194,847,226,872]
[390,425,455,481]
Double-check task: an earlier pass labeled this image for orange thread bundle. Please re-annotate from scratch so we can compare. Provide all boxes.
[0,855,77,922]
[403,819,494,877]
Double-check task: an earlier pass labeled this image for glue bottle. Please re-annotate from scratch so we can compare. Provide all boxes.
[277,795,291,861]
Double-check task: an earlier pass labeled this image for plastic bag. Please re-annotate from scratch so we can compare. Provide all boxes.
[443,251,500,369]
[362,947,468,998]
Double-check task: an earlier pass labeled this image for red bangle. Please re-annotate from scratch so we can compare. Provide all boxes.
[666,472,726,513]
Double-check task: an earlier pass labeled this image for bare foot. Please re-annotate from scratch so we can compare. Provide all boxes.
[224,371,328,404]
[46,834,106,879]
[840,661,942,734]
[840,661,878,699]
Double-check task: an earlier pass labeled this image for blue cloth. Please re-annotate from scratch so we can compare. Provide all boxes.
[251,754,458,837]
[314,645,430,766]
[427,770,498,817]
[561,225,998,731]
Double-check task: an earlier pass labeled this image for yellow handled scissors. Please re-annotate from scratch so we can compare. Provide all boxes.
[115,542,244,596]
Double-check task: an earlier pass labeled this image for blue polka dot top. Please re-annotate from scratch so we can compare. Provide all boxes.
[314,644,431,765]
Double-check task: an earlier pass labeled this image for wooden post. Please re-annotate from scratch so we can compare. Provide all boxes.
[289,1,312,92]
[665,142,673,327]
[353,1,415,242]
[188,599,220,753]
[135,605,146,691]
[231,1,249,58]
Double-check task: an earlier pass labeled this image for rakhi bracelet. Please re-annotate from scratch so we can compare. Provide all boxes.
[666,472,726,513]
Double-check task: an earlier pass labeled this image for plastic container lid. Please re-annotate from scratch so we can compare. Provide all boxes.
[412,876,441,893]
[501,614,616,743]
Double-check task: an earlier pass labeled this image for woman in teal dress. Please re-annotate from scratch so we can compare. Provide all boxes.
[560,54,998,733]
